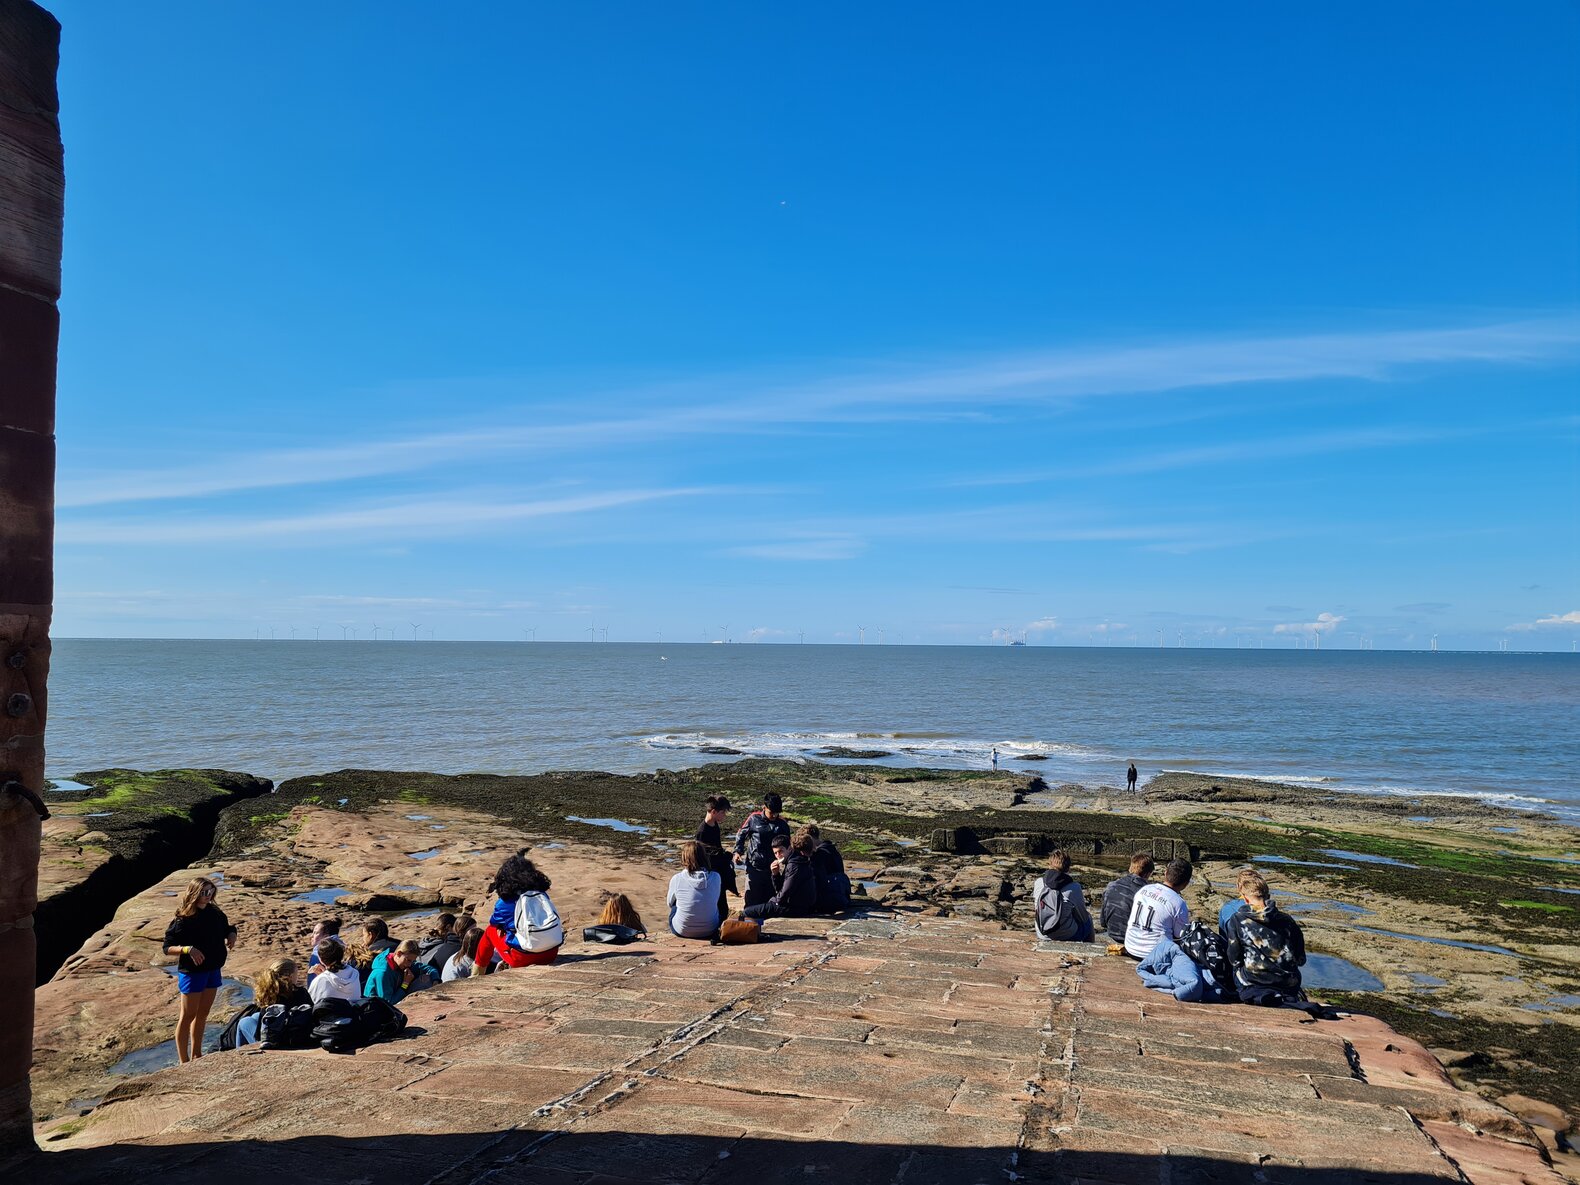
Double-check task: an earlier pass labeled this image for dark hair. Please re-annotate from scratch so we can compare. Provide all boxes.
[1047,848,1071,873]
[430,912,457,939]
[316,936,347,971]
[771,833,791,851]
[459,925,484,963]
[705,794,732,813]
[493,848,552,899]
[320,916,343,935]
[800,823,821,842]
[763,792,783,814]
[1163,859,1193,889]
[363,917,389,941]
[1128,853,1155,877]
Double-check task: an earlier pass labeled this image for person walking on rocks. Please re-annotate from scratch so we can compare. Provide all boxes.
[162,875,237,1064]
[734,792,791,910]
[1127,762,1138,793]
[1123,859,1193,960]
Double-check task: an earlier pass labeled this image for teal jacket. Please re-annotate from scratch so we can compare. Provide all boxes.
[364,949,440,1003]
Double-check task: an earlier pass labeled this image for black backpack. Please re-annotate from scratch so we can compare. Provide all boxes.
[312,996,408,1054]
[214,1004,258,1052]
[260,1002,317,1050]
[1178,920,1230,984]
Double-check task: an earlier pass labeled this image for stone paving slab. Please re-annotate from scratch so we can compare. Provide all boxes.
[16,910,1567,1185]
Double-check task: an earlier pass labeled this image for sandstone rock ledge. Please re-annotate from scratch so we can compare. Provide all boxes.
[25,914,1564,1185]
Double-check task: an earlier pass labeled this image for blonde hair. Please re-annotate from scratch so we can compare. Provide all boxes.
[176,876,217,918]
[255,959,298,1009]
[1237,869,1270,903]
[597,891,646,932]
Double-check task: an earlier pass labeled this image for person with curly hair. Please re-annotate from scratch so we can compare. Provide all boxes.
[474,850,564,972]
[162,876,238,1063]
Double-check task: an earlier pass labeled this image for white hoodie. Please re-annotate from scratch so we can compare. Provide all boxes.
[308,964,361,1004]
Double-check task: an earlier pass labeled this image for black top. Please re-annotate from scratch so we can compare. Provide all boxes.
[163,905,235,974]
[767,851,818,916]
[734,810,791,871]
[1099,872,1148,944]
[695,820,738,892]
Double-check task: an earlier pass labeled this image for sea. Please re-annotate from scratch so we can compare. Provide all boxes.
[43,640,1580,822]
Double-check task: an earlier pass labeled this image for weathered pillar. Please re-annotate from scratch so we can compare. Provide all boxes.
[0,0,62,1154]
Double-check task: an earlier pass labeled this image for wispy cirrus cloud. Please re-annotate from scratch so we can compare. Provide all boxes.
[58,316,1580,509]
[57,487,707,546]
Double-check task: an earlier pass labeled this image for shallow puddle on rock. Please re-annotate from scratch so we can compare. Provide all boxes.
[405,814,432,821]
[1303,954,1383,991]
[1317,849,1417,868]
[1354,925,1521,958]
[1254,855,1359,870]
[408,848,443,860]
[109,1029,224,1077]
[290,887,351,904]
[1539,885,1580,895]
[1407,973,1448,987]
[1284,898,1373,916]
[47,777,94,792]
[537,843,565,850]
[565,815,651,834]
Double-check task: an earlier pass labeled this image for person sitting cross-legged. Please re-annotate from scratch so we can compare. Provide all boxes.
[1032,849,1094,942]
[1224,870,1307,1005]
[1099,853,1155,946]
[667,840,723,939]
[1124,859,1193,960]
[742,831,818,922]
[365,939,441,1004]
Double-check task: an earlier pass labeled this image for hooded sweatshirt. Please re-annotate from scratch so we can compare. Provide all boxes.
[1033,871,1094,942]
[1225,901,1306,995]
[308,964,362,1004]
[1100,873,1150,944]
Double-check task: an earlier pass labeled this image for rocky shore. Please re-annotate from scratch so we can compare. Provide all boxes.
[27,759,1580,1178]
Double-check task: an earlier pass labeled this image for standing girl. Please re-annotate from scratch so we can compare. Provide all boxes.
[162,875,237,1063]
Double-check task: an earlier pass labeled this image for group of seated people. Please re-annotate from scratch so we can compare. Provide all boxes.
[1034,849,1309,1006]
[229,794,852,1046]
[669,792,851,939]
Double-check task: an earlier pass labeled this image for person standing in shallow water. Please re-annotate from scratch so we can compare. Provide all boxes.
[162,876,237,1063]
[1127,763,1138,792]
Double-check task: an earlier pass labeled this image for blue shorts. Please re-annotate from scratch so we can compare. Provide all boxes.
[177,967,223,994]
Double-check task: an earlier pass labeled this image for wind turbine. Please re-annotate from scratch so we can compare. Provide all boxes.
[587,626,596,643]
[720,624,730,644]
[289,626,297,641]
[340,625,350,641]
[878,627,884,645]
[314,625,321,641]
[857,625,865,645]
[371,621,380,641]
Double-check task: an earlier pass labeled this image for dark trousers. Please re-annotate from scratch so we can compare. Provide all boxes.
[743,865,774,909]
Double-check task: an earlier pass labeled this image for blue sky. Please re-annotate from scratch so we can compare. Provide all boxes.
[49,2,1580,648]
